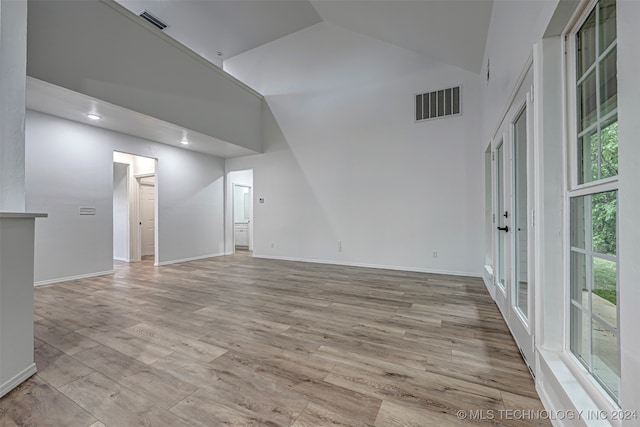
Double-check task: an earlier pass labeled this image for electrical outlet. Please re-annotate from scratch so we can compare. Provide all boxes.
[338,240,342,252]
[432,251,438,258]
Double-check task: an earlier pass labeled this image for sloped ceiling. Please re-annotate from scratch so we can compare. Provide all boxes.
[115,0,493,74]
[115,0,323,66]
[310,0,493,73]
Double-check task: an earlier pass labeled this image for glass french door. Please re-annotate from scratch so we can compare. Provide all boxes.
[495,140,509,318]
[491,66,535,376]
[510,98,534,373]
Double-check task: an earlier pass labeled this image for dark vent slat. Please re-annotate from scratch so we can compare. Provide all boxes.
[453,86,460,114]
[139,11,168,30]
[430,92,437,119]
[445,88,452,116]
[415,86,461,122]
[423,94,430,120]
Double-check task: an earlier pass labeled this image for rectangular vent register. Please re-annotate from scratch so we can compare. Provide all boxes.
[415,86,461,122]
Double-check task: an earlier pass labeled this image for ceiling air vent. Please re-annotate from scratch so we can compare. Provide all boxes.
[415,85,461,122]
[139,10,168,30]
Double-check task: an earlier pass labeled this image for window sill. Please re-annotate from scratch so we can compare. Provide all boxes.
[537,348,621,427]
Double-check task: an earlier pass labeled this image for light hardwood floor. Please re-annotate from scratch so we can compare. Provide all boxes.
[0,253,549,426]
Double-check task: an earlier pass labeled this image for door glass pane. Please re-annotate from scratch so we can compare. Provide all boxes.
[496,143,505,290]
[592,320,620,399]
[513,108,528,319]
[484,147,492,267]
[577,9,596,77]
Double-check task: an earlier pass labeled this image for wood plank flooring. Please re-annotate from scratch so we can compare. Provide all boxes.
[0,253,549,426]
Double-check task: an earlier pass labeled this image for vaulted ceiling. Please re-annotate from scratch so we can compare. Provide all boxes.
[115,0,494,73]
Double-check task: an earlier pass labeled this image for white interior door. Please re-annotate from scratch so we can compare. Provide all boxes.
[139,181,155,257]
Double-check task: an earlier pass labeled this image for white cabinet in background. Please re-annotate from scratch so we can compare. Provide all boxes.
[234,223,249,247]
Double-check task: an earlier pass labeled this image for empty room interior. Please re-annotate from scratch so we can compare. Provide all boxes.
[0,0,639,426]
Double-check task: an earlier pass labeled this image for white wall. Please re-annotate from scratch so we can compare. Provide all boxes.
[25,110,225,284]
[112,162,129,261]
[27,0,263,153]
[225,22,484,276]
[0,0,28,212]
[616,0,640,420]
[480,0,559,145]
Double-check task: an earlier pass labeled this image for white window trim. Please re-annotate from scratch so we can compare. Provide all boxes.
[562,0,621,407]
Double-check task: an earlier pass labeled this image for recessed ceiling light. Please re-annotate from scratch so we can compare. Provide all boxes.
[86,113,101,120]
[180,139,191,145]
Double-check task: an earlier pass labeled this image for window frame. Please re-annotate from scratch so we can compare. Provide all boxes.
[564,0,621,404]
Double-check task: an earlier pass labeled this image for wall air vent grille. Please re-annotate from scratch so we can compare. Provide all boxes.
[415,85,461,122]
[139,11,168,30]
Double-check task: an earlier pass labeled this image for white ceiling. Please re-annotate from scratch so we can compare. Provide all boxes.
[115,0,323,66]
[115,0,493,73]
[310,0,493,73]
[26,0,494,159]
[26,78,258,159]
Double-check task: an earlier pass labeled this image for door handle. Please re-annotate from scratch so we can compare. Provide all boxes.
[497,226,509,232]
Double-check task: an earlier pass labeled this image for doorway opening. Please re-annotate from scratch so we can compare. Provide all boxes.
[227,169,253,254]
[233,184,252,251]
[112,151,158,266]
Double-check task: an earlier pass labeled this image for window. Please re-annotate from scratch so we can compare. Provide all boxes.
[568,0,619,402]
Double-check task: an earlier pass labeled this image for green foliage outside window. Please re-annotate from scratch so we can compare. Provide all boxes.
[591,122,618,305]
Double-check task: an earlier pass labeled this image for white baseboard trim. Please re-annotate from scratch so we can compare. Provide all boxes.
[34,270,115,287]
[157,253,225,266]
[113,256,129,262]
[0,363,37,398]
[482,265,496,300]
[252,254,482,278]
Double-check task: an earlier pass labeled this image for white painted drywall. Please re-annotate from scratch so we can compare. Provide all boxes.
[25,110,225,283]
[225,23,484,276]
[0,0,28,212]
[27,0,263,153]
[480,0,559,145]
[617,0,640,419]
[112,162,129,261]
[0,216,38,397]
